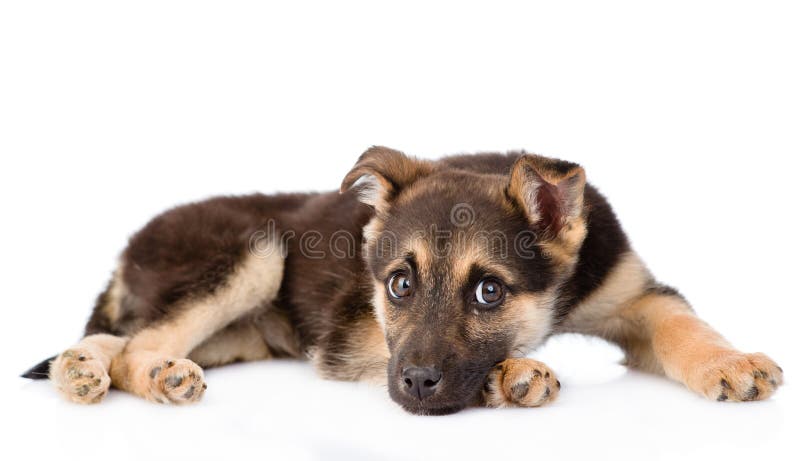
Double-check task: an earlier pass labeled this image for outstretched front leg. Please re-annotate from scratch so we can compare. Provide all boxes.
[561,252,783,402]
[622,290,783,401]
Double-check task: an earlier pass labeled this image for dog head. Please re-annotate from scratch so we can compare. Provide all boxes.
[341,147,587,414]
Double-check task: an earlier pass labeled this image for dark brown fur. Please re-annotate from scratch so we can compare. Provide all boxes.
[24,146,783,414]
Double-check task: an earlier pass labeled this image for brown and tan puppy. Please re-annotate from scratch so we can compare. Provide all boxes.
[23,147,783,414]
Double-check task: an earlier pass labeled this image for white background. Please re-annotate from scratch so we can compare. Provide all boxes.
[1,1,798,460]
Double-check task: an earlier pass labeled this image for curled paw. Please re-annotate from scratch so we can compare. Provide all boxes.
[483,358,560,408]
[51,349,111,404]
[694,352,783,402]
[146,358,206,404]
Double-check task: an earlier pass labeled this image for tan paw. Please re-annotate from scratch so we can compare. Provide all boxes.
[145,358,207,404]
[483,358,560,408]
[692,352,783,402]
[51,349,111,404]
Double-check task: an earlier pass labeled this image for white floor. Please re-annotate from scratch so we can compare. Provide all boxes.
[2,2,799,460]
[5,334,796,461]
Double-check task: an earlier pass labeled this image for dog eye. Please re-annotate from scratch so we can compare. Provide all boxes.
[387,272,414,299]
[475,279,504,307]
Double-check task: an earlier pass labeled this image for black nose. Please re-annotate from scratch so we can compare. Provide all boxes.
[402,366,442,400]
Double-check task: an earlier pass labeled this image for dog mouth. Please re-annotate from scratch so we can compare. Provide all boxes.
[387,366,489,415]
[398,400,468,416]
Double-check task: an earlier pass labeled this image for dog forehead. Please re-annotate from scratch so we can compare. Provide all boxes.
[386,175,515,235]
[406,234,515,282]
[397,170,508,208]
[373,186,528,272]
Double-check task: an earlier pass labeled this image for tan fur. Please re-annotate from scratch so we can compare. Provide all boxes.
[340,146,434,216]
[507,155,586,226]
[463,290,555,361]
[483,358,560,408]
[397,171,508,209]
[361,215,385,247]
[108,242,285,403]
[313,316,389,384]
[506,155,588,280]
[48,149,781,409]
[188,307,302,367]
[50,334,128,404]
[111,353,207,404]
[623,294,783,401]
[558,252,653,339]
[540,217,587,272]
[451,243,517,289]
[253,307,304,358]
[559,251,664,372]
[409,238,434,279]
[99,265,151,333]
[561,250,784,401]
[375,233,557,369]
[101,269,125,325]
[188,320,271,367]
[371,280,389,331]
[507,291,556,357]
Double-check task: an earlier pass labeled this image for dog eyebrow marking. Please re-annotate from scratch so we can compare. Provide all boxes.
[404,254,419,276]
[382,250,422,280]
[453,245,517,287]
[408,240,434,277]
[380,252,418,279]
[464,263,516,287]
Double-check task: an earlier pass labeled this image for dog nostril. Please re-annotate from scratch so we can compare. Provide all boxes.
[401,366,442,400]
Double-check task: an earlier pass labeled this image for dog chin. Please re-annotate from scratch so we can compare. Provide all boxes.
[399,400,467,416]
[390,391,473,415]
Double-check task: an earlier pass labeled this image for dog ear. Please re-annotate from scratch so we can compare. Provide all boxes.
[341,146,434,212]
[507,154,586,235]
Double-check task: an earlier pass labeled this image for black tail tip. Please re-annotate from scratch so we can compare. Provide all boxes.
[21,355,56,380]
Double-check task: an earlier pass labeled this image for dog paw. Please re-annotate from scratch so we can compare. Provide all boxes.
[51,349,111,404]
[483,358,560,408]
[146,358,207,404]
[692,352,783,402]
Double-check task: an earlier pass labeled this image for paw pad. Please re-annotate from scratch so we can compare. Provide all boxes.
[51,348,111,404]
[146,358,206,404]
[698,352,783,403]
[510,381,530,401]
[483,358,560,408]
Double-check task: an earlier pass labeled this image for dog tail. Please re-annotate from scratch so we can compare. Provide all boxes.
[21,355,56,380]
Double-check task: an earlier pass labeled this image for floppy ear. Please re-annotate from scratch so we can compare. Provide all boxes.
[340,146,434,213]
[507,154,586,235]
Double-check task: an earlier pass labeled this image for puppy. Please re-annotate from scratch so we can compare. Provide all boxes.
[23,147,783,414]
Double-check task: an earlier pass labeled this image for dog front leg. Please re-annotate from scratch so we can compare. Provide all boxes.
[620,290,784,402]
